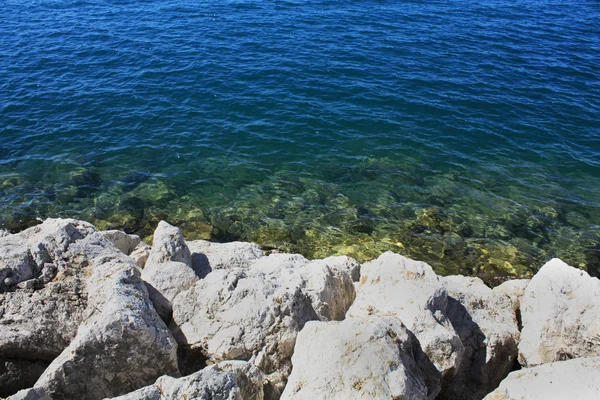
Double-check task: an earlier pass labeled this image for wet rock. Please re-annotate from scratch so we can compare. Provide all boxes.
[483,357,600,400]
[518,258,600,367]
[346,252,464,377]
[142,222,197,321]
[282,316,441,400]
[106,361,264,400]
[440,276,519,400]
[170,253,355,393]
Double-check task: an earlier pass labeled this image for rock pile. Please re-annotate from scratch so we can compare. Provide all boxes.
[1,219,599,399]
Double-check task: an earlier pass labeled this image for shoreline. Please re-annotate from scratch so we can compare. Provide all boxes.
[2,218,600,399]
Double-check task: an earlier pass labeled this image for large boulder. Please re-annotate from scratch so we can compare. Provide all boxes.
[107,361,264,400]
[11,233,180,400]
[518,258,600,367]
[346,252,464,377]
[170,253,356,393]
[282,316,441,400]
[187,240,264,277]
[142,222,197,321]
[0,219,95,394]
[0,218,95,291]
[483,357,600,400]
[439,276,519,400]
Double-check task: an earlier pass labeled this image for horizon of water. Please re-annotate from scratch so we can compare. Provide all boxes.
[1,0,600,278]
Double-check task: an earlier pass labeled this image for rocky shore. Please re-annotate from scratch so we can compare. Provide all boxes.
[1,218,599,399]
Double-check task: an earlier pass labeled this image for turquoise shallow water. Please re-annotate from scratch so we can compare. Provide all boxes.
[1,0,600,278]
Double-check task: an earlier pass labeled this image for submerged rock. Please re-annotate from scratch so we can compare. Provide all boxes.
[282,316,441,400]
[440,276,519,400]
[483,357,600,400]
[346,252,464,377]
[107,361,264,400]
[518,258,600,367]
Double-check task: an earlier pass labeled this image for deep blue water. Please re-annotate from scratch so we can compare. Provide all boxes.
[1,0,600,277]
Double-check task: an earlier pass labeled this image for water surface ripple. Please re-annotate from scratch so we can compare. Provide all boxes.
[2,0,600,278]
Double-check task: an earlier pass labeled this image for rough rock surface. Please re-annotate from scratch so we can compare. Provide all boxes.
[0,359,49,398]
[187,240,264,277]
[142,222,197,321]
[12,233,179,400]
[0,218,95,291]
[492,279,530,316]
[98,230,141,255]
[146,221,192,266]
[171,253,355,393]
[518,258,600,367]
[129,242,151,269]
[440,276,519,400]
[0,219,95,394]
[347,252,464,377]
[282,316,441,400]
[483,357,600,400]
[107,361,264,400]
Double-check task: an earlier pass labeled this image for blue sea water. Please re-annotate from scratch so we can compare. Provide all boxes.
[1,0,599,277]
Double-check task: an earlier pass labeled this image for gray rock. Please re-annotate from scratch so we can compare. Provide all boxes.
[282,316,441,400]
[518,258,600,367]
[171,253,355,393]
[483,357,600,400]
[142,260,198,321]
[143,223,198,321]
[146,221,192,266]
[440,276,519,400]
[98,230,141,255]
[0,218,95,291]
[130,242,151,269]
[15,233,180,400]
[492,279,530,318]
[347,252,464,378]
[107,361,264,400]
[186,240,264,278]
[0,359,49,397]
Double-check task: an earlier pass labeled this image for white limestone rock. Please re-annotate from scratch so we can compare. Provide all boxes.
[492,279,530,315]
[170,253,355,392]
[98,230,141,255]
[130,242,151,269]
[0,219,95,395]
[107,361,264,400]
[440,276,519,400]
[143,222,197,321]
[146,221,192,266]
[483,357,600,400]
[187,240,264,277]
[142,260,198,320]
[0,218,95,291]
[282,316,441,400]
[308,255,361,282]
[17,233,179,400]
[518,258,600,367]
[347,252,464,377]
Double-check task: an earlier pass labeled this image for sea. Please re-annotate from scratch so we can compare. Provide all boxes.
[1,0,599,278]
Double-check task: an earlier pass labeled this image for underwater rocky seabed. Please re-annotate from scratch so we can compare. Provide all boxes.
[1,155,599,281]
